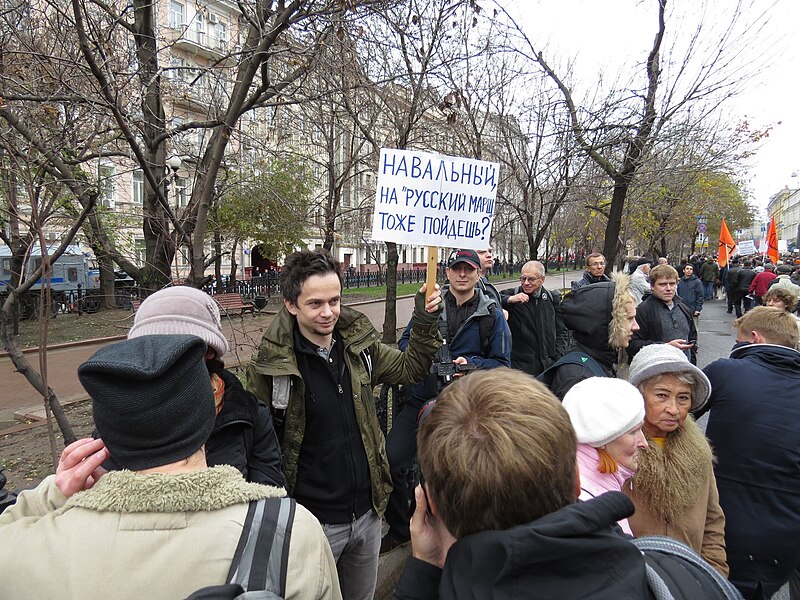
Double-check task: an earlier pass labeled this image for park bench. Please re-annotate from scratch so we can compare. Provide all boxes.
[213,292,255,318]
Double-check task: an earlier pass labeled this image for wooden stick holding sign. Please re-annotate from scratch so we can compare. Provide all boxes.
[426,246,438,295]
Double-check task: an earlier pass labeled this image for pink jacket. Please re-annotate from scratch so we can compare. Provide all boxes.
[576,444,635,535]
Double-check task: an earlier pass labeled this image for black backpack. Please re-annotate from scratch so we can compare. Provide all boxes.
[633,536,743,599]
[186,497,296,599]
[537,351,606,387]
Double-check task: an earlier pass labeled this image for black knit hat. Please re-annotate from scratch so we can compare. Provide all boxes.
[78,334,215,471]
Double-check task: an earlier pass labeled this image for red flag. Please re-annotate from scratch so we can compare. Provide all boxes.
[717,219,736,267]
[766,216,779,264]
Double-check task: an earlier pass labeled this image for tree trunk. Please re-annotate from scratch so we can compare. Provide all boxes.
[214,212,223,285]
[381,242,399,344]
[99,254,116,309]
[602,174,631,273]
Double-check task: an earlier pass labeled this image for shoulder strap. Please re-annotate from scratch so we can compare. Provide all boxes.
[478,307,496,357]
[228,497,296,597]
[538,351,605,385]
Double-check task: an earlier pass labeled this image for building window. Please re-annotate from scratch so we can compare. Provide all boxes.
[132,170,144,204]
[194,11,206,45]
[173,176,188,208]
[168,1,184,29]
[98,164,116,208]
[212,19,228,49]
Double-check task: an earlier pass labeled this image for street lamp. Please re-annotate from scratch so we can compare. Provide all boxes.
[166,155,182,173]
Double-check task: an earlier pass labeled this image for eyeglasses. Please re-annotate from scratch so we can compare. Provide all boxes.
[520,276,543,282]
[588,262,606,267]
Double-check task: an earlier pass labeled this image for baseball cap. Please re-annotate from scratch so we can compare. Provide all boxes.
[448,249,481,269]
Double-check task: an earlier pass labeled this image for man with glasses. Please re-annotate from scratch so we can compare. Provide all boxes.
[628,264,697,364]
[501,260,570,376]
[572,253,611,290]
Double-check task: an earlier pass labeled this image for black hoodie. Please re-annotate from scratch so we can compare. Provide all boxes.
[394,493,652,599]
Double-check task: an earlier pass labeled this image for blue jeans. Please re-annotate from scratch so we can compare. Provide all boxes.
[322,510,381,600]
[703,280,715,299]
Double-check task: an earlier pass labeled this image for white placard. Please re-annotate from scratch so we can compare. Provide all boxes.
[778,239,788,253]
[371,149,499,250]
[737,239,756,255]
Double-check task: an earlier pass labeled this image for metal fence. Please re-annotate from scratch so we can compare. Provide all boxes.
[201,268,431,300]
[12,265,528,320]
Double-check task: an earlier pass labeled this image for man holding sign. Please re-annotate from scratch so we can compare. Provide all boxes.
[246,249,443,600]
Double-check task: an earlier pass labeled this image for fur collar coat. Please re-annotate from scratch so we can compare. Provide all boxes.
[622,418,728,577]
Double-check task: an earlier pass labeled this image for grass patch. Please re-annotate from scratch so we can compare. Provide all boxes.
[342,282,423,299]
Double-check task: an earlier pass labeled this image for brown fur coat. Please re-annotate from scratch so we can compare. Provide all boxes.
[623,417,729,577]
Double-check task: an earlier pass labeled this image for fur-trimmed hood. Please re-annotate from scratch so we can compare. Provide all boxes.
[67,465,284,513]
[562,272,632,352]
[628,418,714,523]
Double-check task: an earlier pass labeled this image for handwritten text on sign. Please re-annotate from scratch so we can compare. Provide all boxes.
[371,149,499,249]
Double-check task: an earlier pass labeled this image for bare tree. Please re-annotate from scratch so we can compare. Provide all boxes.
[344,0,480,342]
[0,0,388,293]
[497,0,769,270]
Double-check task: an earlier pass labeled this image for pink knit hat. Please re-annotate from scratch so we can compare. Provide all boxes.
[128,286,229,357]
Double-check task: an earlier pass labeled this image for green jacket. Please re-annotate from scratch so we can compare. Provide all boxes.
[246,297,441,517]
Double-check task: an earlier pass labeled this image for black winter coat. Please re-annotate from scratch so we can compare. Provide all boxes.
[205,369,285,487]
[677,275,704,313]
[394,493,653,599]
[700,343,800,599]
[732,267,756,293]
[628,294,697,364]
[501,286,570,376]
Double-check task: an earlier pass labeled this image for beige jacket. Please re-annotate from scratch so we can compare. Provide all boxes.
[0,466,341,600]
[623,418,728,577]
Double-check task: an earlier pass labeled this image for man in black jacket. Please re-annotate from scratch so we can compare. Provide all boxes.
[730,259,756,317]
[394,368,735,599]
[628,264,697,364]
[698,307,800,600]
[571,252,611,289]
[501,260,569,376]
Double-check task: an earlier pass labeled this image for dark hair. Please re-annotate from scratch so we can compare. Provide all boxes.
[280,249,342,305]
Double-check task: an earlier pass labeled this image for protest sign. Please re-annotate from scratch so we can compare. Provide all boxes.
[371,149,500,250]
[737,239,756,256]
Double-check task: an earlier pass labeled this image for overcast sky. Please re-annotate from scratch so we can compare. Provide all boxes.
[505,0,798,215]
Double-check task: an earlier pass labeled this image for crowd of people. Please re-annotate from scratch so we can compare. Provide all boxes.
[0,248,798,600]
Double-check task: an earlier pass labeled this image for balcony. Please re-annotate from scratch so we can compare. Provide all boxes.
[168,26,229,61]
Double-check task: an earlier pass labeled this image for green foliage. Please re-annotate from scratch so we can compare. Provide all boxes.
[627,169,755,256]
[217,155,313,258]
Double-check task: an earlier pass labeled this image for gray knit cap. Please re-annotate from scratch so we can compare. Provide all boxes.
[79,335,215,471]
[627,344,711,412]
[128,286,229,357]
[563,377,646,447]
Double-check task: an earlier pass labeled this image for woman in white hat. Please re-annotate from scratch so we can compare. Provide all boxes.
[563,377,647,535]
[624,343,728,576]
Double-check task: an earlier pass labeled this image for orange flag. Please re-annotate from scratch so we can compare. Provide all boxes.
[766,216,779,264]
[718,218,736,267]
